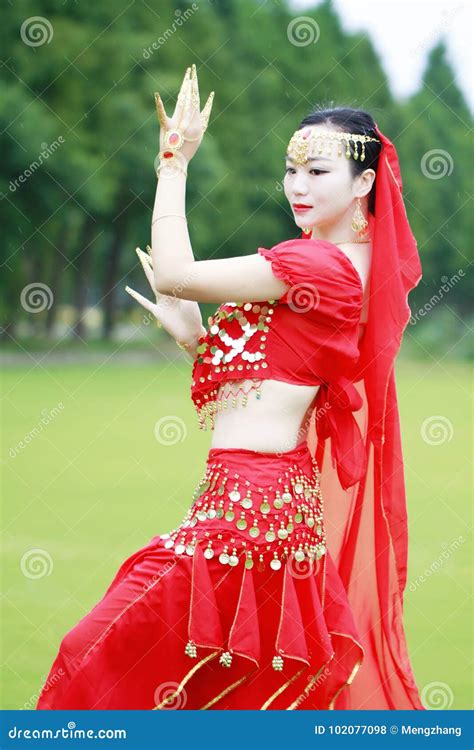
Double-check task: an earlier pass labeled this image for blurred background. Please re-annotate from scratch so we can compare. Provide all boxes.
[1,0,472,711]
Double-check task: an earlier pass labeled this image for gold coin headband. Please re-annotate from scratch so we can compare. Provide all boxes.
[287,127,380,165]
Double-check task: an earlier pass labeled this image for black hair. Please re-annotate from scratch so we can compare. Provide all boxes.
[297,106,381,215]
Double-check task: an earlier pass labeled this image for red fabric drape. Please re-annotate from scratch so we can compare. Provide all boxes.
[305,124,424,709]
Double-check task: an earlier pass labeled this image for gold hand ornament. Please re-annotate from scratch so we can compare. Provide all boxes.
[154,64,215,178]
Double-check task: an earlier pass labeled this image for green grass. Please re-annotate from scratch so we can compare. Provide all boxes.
[1,358,472,709]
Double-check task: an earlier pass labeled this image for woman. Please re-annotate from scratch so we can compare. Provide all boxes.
[36,65,424,710]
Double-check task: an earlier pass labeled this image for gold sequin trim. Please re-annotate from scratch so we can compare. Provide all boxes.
[79,561,177,666]
[159,457,326,572]
[200,672,255,710]
[153,650,221,709]
[260,665,308,710]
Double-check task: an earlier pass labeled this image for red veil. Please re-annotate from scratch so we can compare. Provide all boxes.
[306,124,425,709]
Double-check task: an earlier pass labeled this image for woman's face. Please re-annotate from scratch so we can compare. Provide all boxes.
[283,124,372,233]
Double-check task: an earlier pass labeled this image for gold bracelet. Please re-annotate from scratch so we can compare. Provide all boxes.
[176,324,206,351]
[176,339,191,350]
[155,149,188,178]
[156,163,188,178]
[152,214,187,224]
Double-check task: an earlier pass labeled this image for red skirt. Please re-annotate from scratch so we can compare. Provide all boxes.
[36,441,364,710]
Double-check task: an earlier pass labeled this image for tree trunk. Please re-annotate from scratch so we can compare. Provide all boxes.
[101,214,126,340]
[45,221,72,339]
[72,217,99,341]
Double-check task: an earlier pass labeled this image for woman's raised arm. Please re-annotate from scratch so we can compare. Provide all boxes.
[150,65,289,305]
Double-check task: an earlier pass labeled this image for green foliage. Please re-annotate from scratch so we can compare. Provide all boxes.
[1,1,471,353]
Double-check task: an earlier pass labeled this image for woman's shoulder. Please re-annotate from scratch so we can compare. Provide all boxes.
[262,237,366,296]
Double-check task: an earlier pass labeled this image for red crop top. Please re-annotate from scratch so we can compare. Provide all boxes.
[191,237,368,488]
[194,238,359,389]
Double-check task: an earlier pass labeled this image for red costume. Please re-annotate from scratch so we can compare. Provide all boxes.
[36,124,424,710]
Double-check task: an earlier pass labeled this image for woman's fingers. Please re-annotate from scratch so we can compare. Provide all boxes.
[124,285,155,315]
[190,63,200,116]
[135,246,157,296]
[145,245,154,266]
[173,66,191,125]
[125,285,163,328]
[200,90,215,133]
[154,92,168,129]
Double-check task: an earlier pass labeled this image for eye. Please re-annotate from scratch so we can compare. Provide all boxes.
[284,167,326,176]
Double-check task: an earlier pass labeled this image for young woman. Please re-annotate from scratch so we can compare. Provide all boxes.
[36,65,424,710]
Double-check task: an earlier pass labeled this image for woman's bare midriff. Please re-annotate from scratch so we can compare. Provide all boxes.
[209,321,367,453]
[209,378,320,453]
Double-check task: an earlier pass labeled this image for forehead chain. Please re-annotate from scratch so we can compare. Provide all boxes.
[287,127,380,164]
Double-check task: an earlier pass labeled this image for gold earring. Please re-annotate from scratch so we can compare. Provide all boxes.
[351,197,368,236]
[302,227,312,235]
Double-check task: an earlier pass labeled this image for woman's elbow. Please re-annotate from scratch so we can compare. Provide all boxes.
[154,273,191,299]
[154,273,172,295]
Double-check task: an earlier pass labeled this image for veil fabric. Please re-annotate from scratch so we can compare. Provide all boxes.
[305,124,425,709]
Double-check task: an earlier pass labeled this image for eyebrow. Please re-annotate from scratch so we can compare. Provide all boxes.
[285,155,332,164]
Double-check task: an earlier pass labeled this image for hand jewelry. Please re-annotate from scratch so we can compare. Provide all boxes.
[154,64,215,177]
[176,339,191,350]
[152,213,188,225]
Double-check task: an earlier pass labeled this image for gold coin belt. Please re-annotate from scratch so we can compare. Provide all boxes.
[159,455,326,572]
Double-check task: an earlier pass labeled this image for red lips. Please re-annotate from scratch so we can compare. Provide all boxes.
[293,203,312,208]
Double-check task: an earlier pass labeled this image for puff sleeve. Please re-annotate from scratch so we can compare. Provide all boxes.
[257,238,363,324]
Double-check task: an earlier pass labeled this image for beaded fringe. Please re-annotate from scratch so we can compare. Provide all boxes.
[159,455,326,673]
[195,378,264,430]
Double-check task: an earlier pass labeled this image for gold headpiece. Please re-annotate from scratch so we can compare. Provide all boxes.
[287,126,380,165]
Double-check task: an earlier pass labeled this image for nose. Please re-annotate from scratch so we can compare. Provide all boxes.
[292,171,309,196]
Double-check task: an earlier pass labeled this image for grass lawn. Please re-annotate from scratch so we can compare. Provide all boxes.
[1,357,472,709]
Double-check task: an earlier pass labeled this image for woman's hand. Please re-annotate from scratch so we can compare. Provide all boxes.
[154,64,214,167]
[125,247,205,345]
